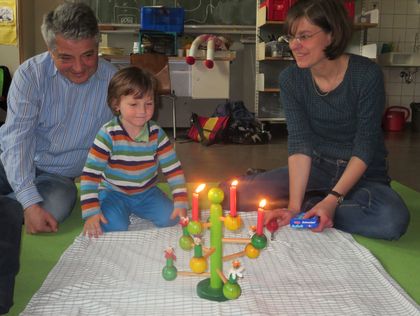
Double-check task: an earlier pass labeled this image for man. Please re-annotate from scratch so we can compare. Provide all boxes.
[0,3,116,313]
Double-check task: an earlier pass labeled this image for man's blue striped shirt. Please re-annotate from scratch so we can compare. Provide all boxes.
[0,52,117,209]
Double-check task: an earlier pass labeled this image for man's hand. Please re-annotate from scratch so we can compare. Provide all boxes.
[83,213,108,238]
[24,204,58,234]
[171,207,187,220]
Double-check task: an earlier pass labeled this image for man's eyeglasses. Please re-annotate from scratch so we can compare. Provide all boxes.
[281,30,323,44]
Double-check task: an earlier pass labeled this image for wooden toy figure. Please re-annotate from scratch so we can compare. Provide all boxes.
[162,247,178,281]
[245,226,261,259]
[251,199,268,250]
[222,260,244,300]
[190,237,208,274]
[179,217,194,251]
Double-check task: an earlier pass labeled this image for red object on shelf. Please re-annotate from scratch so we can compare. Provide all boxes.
[260,0,296,21]
[344,0,355,20]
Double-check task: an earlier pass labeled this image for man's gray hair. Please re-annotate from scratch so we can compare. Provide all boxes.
[41,2,100,50]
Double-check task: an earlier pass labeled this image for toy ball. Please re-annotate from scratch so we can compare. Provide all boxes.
[266,218,279,233]
[162,265,177,281]
[208,187,224,204]
[224,214,242,231]
[187,221,203,235]
[190,257,208,274]
[251,233,267,250]
[186,55,195,65]
[223,281,241,300]
[245,243,260,259]
[179,235,194,251]
[204,59,214,69]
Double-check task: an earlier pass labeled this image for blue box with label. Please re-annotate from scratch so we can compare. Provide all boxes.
[140,7,185,34]
[290,212,319,229]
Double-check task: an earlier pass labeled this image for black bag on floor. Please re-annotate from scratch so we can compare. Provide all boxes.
[213,101,271,144]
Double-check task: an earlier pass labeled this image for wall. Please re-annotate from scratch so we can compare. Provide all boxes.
[365,0,420,117]
[0,0,64,73]
[7,1,418,126]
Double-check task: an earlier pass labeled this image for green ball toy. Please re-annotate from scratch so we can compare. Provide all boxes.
[251,233,267,250]
[208,187,224,204]
[187,221,202,235]
[179,235,194,251]
[223,281,241,300]
[162,265,177,281]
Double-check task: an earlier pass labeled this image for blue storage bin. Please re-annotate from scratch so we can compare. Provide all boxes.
[140,7,184,34]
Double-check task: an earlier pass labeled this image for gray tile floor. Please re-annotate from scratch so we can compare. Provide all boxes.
[171,125,420,192]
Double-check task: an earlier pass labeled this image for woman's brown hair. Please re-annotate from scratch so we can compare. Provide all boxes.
[285,0,353,60]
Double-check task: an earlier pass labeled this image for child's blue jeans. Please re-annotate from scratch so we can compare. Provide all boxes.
[99,186,178,232]
[220,152,410,240]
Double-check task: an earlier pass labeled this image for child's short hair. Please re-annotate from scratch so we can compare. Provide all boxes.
[107,66,157,114]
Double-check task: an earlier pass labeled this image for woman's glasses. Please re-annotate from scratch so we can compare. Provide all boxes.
[282,30,323,44]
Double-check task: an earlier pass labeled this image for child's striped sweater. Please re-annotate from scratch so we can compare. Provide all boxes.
[80,117,188,219]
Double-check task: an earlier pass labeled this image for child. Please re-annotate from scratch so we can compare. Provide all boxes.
[80,67,188,238]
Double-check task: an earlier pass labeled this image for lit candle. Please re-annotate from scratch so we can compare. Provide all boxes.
[256,199,266,235]
[192,183,206,221]
[230,180,238,216]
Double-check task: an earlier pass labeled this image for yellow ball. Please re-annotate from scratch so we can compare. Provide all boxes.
[208,187,224,204]
[224,214,242,231]
[190,257,208,274]
[245,243,260,259]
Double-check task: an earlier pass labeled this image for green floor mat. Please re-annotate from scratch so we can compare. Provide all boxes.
[6,182,420,315]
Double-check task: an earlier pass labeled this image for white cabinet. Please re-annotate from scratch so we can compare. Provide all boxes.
[191,61,230,99]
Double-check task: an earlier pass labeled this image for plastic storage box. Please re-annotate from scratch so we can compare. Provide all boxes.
[259,0,296,21]
[140,7,185,34]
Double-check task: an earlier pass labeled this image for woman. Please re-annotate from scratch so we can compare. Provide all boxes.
[222,0,409,240]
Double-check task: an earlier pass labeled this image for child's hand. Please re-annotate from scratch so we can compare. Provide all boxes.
[83,213,108,238]
[171,207,187,220]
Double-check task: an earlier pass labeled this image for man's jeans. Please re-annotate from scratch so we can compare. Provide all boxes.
[0,160,77,222]
[0,197,22,314]
[220,153,410,240]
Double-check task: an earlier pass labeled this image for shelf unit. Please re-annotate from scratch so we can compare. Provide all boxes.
[254,4,290,122]
[99,24,256,35]
[254,1,378,123]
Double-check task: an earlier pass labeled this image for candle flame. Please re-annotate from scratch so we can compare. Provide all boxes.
[231,179,238,186]
[259,199,267,208]
[195,183,206,193]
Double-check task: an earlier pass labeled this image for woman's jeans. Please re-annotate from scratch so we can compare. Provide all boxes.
[99,186,178,232]
[220,153,410,240]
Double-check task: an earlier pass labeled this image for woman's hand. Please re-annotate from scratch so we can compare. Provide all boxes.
[304,195,338,232]
[264,208,300,228]
[83,213,108,238]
